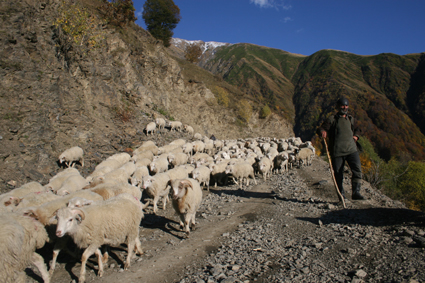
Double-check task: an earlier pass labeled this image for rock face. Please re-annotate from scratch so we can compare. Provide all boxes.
[0,0,293,190]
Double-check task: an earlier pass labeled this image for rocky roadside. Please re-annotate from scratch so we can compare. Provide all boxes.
[177,161,425,283]
[37,156,425,283]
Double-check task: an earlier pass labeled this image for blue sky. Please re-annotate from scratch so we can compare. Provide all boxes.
[133,0,425,56]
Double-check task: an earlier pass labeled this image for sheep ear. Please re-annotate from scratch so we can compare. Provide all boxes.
[23,208,38,220]
[4,196,20,206]
[48,211,58,224]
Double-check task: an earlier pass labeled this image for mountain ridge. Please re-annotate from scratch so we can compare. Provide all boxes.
[170,39,425,161]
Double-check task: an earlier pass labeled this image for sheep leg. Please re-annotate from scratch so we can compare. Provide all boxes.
[49,247,60,275]
[251,173,257,185]
[32,252,50,283]
[190,213,196,231]
[79,245,98,283]
[134,236,143,255]
[162,195,168,210]
[50,237,72,276]
[124,239,135,270]
[179,214,185,231]
[232,176,239,186]
[102,250,109,264]
[184,214,190,234]
[153,195,159,214]
[94,248,104,277]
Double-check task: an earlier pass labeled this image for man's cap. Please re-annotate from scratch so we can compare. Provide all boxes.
[337,97,349,106]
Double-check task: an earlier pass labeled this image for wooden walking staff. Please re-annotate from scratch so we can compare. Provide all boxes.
[323,138,346,208]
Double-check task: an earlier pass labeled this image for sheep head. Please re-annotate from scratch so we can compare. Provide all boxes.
[171,179,192,200]
[55,207,85,238]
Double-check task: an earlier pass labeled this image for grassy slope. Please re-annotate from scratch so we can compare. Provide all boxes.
[201,44,425,160]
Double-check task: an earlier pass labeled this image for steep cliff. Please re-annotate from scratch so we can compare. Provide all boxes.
[0,0,293,189]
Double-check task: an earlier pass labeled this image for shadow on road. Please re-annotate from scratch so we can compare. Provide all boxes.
[297,207,425,227]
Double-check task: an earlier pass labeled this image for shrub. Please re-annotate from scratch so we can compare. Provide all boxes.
[397,161,425,211]
[213,86,229,107]
[99,0,137,27]
[54,1,105,48]
[238,99,253,123]
[259,104,271,119]
[185,43,202,63]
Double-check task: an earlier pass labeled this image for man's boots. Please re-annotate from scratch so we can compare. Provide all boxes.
[352,182,365,200]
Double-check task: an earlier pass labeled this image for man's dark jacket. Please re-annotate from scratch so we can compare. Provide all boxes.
[317,114,361,157]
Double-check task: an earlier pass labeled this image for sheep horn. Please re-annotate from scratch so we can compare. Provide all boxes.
[72,208,85,221]
[179,179,193,190]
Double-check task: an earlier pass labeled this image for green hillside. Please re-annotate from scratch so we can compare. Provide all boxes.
[201,45,425,161]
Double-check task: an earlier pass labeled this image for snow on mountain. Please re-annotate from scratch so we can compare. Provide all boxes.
[172,38,231,54]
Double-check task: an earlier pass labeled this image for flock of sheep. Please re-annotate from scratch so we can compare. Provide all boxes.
[0,119,315,283]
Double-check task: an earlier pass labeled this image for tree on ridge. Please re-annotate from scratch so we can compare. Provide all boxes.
[142,0,181,47]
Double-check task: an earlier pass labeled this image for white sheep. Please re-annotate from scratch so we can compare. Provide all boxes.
[183,125,194,136]
[105,152,131,164]
[295,147,314,167]
[225,162,257,188]
[23,190,104,227]
[214,150,230,160]
[213,139,224,151]
[204,139,214,155]
[145,121,156,135]
[170,138,187,147]
[131,166,150,187]
[56,174,88,196]
[168,120,183,132]
[89,162,136,186]
[149,157,169,175]
[170,178,203,235]
[13,191,61,212]
[133,141,159,155]
[166,166,190,181]
[178,164,195,176]
[141,173,171,214]
[0,212,49,283]
[44,168,81,192]
[58,146,84,168]
[208,162,229,188]
[278,141,289,152]
[23,190,104,276]
[135,157,152,167]
[189,152,210,165]
[89,153,131,181]
[273,152,289,173]
[90,182,142,201]
[299,141,316,155]
[168,152,189,168]
[192,140,205,154]
[266,147,279,162]
[158,143,180,155]
[155,117,166,130]
[0,181,46,210]
[257,156,273,181]
[182,142,194,157]
[191,165,211,191]
[54,196,144,283]
[131,149,154,162]
[193,133,203,140]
